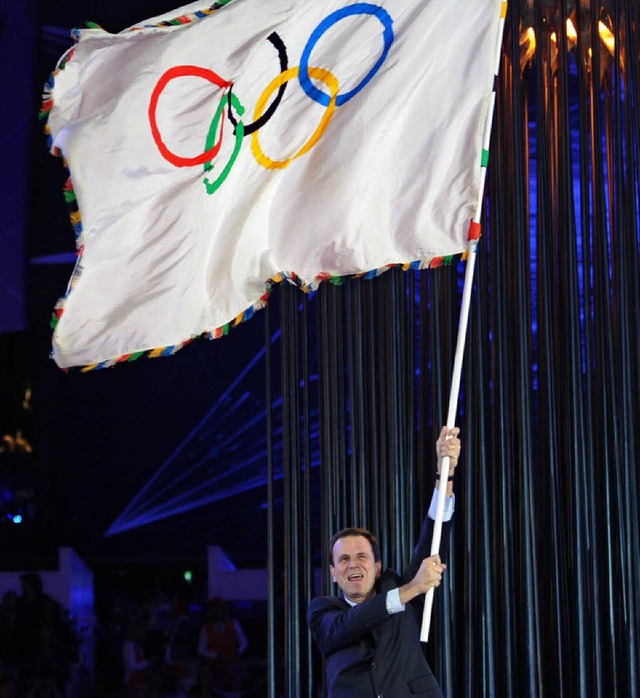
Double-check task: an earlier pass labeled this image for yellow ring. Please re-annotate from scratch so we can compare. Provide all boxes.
[251,66,339,170]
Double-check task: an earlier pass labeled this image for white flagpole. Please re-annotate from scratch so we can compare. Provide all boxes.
[420,233,478,643]
[420,0,507,643]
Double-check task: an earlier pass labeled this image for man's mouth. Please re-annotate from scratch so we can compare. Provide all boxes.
[347,573,364,582]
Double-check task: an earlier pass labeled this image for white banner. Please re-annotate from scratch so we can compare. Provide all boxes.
[46,0,502,368]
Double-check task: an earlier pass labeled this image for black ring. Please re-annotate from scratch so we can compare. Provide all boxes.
[227,31,288,136]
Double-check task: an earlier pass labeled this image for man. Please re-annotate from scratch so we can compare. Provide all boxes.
[307,426,460,697]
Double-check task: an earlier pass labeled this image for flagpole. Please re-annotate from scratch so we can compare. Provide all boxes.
[420,234,478,643]
[420,0,507,643]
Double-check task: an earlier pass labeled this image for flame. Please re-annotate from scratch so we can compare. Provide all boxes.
[599,20,614,56]
[518,15,615,73]
[520,26,536,67]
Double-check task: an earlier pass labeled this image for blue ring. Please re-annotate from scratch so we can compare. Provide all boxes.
[299,3,394,107]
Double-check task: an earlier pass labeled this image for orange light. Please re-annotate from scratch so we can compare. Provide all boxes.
[598,20,615,56]
[520,26,536,66]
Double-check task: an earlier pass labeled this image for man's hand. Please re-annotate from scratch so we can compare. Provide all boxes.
[436,426,461,476]
[414,554,446,591]
[398,555,447,605]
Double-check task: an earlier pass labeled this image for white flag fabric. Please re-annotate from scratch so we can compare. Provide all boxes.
[45,0,503,369]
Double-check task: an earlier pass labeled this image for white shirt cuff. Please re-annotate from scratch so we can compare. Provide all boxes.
[386,587,405,614]
[428,488,455,521]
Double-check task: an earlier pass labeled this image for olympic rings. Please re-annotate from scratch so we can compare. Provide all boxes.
[299,3,394,108]
[227,31,289,136]
[149,65,232,167]
[203,91,245,194]
[148,3,394,190]
[251,66,339,170]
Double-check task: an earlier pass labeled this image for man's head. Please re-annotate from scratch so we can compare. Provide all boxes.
[329,528,382,604]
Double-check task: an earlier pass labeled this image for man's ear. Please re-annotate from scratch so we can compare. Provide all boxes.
[329,564,336,583]
[375,561,382,578]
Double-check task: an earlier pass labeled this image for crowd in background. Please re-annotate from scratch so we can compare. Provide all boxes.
[0,573,76,697]
[0,573,263,698]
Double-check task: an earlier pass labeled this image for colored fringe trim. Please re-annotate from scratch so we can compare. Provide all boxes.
[56,251,469,371]
[40,2,234,142]
[133,1,235,29]
[39,46,75,147]
[468,221,482,240]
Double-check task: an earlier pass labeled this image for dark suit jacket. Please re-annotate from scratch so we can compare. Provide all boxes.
[307,514,451,697]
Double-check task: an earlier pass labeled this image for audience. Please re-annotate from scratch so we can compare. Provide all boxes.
[164,593,196,697]
[197,597,248,698]
[0,573,265,697]
[0,573,75,697]
[0,591,20,696]
[122,621,151,698]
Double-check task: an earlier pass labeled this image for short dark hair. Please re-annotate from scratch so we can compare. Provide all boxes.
[329,528,381,564]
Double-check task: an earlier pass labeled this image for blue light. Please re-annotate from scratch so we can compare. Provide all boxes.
[12,515,22,524]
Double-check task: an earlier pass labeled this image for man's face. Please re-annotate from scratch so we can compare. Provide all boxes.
[330,535,382,604]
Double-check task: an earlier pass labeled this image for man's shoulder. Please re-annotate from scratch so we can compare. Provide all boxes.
[308,594,347,611]
[378,568,403,588]
[307,594,347,623]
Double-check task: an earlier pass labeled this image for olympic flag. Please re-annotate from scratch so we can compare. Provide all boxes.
[44,0,504,369]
